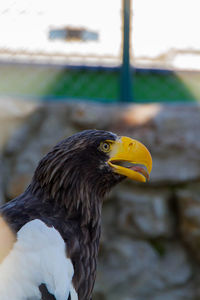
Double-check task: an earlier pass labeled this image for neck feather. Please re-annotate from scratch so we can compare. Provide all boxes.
[29,148,120,226]
[29,171,107,226]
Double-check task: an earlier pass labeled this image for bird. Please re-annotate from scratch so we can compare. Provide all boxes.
[0,129,152,300]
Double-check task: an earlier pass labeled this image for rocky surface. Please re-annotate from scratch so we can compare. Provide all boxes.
[1,99,200,299]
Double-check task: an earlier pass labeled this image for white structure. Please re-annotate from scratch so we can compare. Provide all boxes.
[0,0,199,69]
[0,0,122,66]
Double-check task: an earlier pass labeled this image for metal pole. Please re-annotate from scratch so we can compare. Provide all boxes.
[120,0,133,102]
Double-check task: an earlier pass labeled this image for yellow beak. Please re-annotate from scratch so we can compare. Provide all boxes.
[108,136,152,182]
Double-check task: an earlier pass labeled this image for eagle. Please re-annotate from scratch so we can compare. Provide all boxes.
[0,129,152,300]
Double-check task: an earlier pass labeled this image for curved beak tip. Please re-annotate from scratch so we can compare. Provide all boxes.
[109,136,152,183]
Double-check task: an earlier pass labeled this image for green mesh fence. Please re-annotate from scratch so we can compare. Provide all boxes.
[133,70,197,102]
[0,63,199,102]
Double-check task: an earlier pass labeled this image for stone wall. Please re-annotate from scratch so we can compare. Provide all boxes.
[1,99,200,300]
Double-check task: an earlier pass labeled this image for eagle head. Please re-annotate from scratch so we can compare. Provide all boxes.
[31,130,152,215]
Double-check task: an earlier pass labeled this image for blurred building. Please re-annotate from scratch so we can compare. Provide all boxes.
[0,0,200,102]
[0,0,122,66]
[1,0,199,69]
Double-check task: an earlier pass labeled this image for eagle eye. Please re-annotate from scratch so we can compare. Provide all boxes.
[100,141,111,153]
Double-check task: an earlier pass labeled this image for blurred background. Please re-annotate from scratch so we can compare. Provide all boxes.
[1,0,200,102]
[1,0,200,299]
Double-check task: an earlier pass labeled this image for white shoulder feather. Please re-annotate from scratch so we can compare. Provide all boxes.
[0,219,78,300]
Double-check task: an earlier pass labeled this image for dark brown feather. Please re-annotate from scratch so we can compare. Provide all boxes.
[0,130,123,300]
